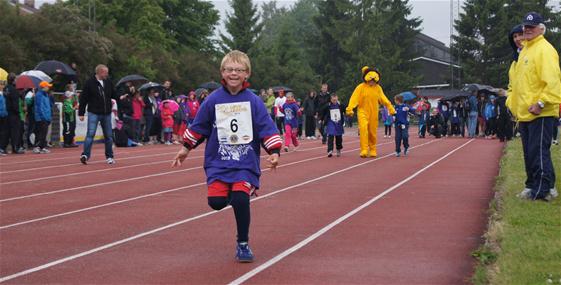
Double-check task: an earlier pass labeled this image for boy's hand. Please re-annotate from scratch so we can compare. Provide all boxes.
[267,153,279,170]
[171,146,190,167]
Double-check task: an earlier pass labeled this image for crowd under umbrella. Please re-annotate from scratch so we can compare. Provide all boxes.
[0,67,7,81]
[20,70,52,82]
[34,60,76,76]
[198,81,221,91]
[139,82,163,92]
[399,91,417,102]
[116,74,149,88]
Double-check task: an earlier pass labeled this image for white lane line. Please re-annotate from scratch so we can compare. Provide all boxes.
[0,146,365,230]
[0,140,432,283]
[0,139,359,182]
[229,139,474,285]
[0,140,361,201]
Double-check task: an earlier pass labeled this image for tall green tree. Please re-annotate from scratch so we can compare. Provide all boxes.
[452,0,561,88]
[221,0,263,53]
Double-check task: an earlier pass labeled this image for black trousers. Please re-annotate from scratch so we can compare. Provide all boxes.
[0,117,8,150]
[305,115,316,137]
[7,115,21,152]
[327,135,343,152]
[35,121,50,149]
[496,116,513,141]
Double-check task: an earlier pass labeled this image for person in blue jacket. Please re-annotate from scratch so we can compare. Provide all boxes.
[484,95,497,139]
[418,103,430,138]
[323,93,345,157]
[394,94,416,156]
[33,81,53,154]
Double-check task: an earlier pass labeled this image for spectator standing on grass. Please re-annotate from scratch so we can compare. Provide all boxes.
[78,64,117,165]
[33,81,53,154]
[505,12,561,201]
[172,50,282,263]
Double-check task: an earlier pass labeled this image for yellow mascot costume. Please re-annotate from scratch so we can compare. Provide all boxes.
[346,66,395,158]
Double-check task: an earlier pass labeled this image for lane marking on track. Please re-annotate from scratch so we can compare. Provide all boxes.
[0,140,362,202]
[228,139,474,285]
[0,140,360,185]
[0,139,435,283]
[0,145,365,230]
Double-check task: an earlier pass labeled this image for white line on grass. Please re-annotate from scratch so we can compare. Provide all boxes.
[228,139,474,285]
[0,139,435,283]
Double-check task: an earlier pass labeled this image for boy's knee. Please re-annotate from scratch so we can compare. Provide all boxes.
[208,197,229,210]
[230,191,249,208]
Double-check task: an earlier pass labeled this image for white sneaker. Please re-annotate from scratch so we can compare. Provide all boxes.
[136,142,143,146]
[553,140,559,145]
[384,135,387,138]
[517,188,532,199]
[549,188,559,198]
[106,158,116,164]
[33,147,41,154]
[39,148,50,154]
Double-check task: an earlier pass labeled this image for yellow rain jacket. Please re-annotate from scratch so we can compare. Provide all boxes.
[506,35,561,122]
[346,82,395,157]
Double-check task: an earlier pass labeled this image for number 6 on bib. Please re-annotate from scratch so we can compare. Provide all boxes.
[215,102,253,145]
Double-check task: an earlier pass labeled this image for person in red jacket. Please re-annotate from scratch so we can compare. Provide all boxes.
[160,101,174,145]
[131,91,145,144]
[186,91,200,126]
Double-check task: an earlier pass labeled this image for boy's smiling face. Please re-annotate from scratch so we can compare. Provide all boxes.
[221,61,249,92]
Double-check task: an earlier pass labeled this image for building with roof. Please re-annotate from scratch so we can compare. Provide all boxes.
[413,33,461,89]
[7,0,39,14]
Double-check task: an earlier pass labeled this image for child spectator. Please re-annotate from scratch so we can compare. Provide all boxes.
[437,100,450,136]
[173,95,187,145]
[484,95,497,139]
[282,92,300,152]
[418,103,430,138]
[33,81,53,154]
[131,90,145,145]
[324,93,345,157]
[62,84,79,147]
[382,106,393,138]
[394,94,415,156]
[296,99,304,140]
[450,101,461,136]
[160,101,174,145]
[274,89,286,134]
[186,91,199,127]
[0,81,7,155]
[172,50,282,263]
[429,108,444,138]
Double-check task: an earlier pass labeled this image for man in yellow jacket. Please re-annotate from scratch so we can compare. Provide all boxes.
[346,66,395,158]
[506,12,561,201]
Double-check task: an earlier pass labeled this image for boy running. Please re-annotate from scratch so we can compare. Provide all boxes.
[172,50,282,262]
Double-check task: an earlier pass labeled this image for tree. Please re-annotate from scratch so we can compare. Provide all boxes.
[452,0,561,88]
[220,0,263,53]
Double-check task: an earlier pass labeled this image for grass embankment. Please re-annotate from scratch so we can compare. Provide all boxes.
[472,138,561,285]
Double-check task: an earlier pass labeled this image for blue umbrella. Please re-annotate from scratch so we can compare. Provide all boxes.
[399,91,417,102]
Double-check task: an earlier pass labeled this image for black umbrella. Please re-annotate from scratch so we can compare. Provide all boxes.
[35,60,76,76]
[198,81,221,91]
[116,74,148,87]
[461,83,496,95]
[139,82,163,92]
[272,86,293,93]
[442,91,471,101]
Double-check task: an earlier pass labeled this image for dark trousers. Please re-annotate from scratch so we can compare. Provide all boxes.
[143,115,153,142]
[485,118,497,136]
[318,120,326,143]
[519,117,556,199]
[419,123,426,137]
[327,135,343,152]
[395,124,409,153]
[63,113,76,145]
[305,115,316,137]
[208,192,250,243]
[131,119,141,142]
[384,125,392,136]
[7,115,21,152]
[35,121,50,149]
[26,115,35,147]
[275,117,284,135]
[0,117,8,150]
[496,116,513,141]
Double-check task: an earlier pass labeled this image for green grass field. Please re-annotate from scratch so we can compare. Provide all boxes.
[472,136,561,285]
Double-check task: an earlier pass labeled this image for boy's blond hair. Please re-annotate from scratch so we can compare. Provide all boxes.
[221,50,251,74]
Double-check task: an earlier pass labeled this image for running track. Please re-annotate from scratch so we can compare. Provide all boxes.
[0,128,503,284]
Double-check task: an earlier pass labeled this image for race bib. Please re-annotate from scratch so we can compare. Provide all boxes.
[330,109,341,122]
[215,102,253,145]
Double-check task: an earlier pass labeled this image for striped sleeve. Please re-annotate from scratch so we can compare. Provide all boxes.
[182,128,204,149]
[263,134,282,154]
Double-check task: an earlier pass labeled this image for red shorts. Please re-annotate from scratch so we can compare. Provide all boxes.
[173,123,186,136]
[208,180,254,197]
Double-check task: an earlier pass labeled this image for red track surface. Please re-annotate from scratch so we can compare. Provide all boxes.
[0,128,503,284]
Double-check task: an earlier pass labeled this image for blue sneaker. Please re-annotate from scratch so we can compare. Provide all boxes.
[236,242,254,263]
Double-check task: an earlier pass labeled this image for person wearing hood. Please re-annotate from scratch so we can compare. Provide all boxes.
[505,12,561,201]
[346,66,395,158]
